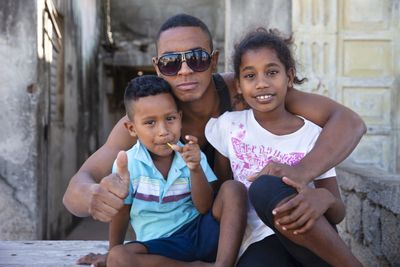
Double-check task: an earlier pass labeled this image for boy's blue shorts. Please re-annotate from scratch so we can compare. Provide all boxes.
[132,210,220,262]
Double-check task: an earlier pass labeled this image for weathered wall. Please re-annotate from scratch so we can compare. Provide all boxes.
[292,0,400,173]
[110,0,225,64]
[98,0,226,144]
[337,163,400,267]
[224,0,291,70]
[0,0,103,240]
[0,0,40,240]
[43,0,103,239]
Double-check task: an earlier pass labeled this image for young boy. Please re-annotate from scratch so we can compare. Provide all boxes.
[105,75,221,266]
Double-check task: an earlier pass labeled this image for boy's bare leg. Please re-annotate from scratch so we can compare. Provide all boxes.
[274,199,363,267]
[107,180,247,267]
[107,243,201,267]
[211,180,247,267]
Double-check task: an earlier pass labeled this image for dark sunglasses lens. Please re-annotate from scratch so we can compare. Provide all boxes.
[186,50,211,72]
[157,54,181,76]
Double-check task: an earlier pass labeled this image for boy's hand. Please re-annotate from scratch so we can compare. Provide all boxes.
[88,151,130,222]
[170,135,201,170]
[76,252,107,266]
[273,177,333,234]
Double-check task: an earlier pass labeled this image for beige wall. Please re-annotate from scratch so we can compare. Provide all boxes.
[292,0,400,173]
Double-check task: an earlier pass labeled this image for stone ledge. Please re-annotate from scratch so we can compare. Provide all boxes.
[337,161,400,266]
[337,161,400,214]
[0,240,108,267]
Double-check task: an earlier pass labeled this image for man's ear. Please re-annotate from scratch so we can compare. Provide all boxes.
[211,50,219,72]
[152,57,161,77]
[124,121,137,138]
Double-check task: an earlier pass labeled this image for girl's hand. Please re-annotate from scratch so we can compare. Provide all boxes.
[273,177,334,234]
[171,135,201,171]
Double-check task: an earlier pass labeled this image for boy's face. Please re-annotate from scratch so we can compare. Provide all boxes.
[153,26,219,103]
[125,93,182,159]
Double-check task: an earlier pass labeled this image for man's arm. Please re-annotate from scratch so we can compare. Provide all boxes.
[63,116,136,219]
[285,88,367,183]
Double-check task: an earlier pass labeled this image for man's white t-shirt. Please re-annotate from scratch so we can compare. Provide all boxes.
[205,109,336,256]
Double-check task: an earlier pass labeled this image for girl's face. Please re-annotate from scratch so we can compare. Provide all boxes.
[237,47,293,115]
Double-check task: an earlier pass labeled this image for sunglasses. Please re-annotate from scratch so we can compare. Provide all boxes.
[154,49,215,76]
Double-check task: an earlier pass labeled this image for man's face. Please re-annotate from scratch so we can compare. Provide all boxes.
[125,93,182,159]
[154,27,218,103]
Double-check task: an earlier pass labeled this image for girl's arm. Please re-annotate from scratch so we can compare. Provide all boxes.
[285,88,366,183]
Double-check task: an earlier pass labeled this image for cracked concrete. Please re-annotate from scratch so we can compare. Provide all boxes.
[0,176,36,239]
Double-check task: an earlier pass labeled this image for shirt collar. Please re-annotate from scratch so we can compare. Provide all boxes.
[132,140,187,171]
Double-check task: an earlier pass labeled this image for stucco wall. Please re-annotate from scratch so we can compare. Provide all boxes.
[98,0,226,144]
[224,0,291,71]
[106,0,225,68]
[0,0,103,240]
[0,0,40,240]
[44,0,103,240]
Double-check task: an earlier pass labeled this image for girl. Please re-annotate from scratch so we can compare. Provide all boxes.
[205,28,363,267]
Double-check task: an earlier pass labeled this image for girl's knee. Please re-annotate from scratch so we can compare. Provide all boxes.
[249,175,295,216]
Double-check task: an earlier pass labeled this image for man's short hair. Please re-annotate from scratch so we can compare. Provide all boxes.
[156,13,213,51]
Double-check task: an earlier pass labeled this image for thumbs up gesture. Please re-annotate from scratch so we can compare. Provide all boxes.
[88,151,130,222]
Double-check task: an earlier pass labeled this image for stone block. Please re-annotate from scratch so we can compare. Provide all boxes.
[381,209,400,265]
[362,199,381,255]
[367,182,400,214]
[346,193,362,242]
[350,238,388,267]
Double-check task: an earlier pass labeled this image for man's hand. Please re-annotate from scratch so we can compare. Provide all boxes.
[76,252,107,266]
[247,161,307,185]
[88,151,130,222]
[273,177,334,234]
[171,135,201,171]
